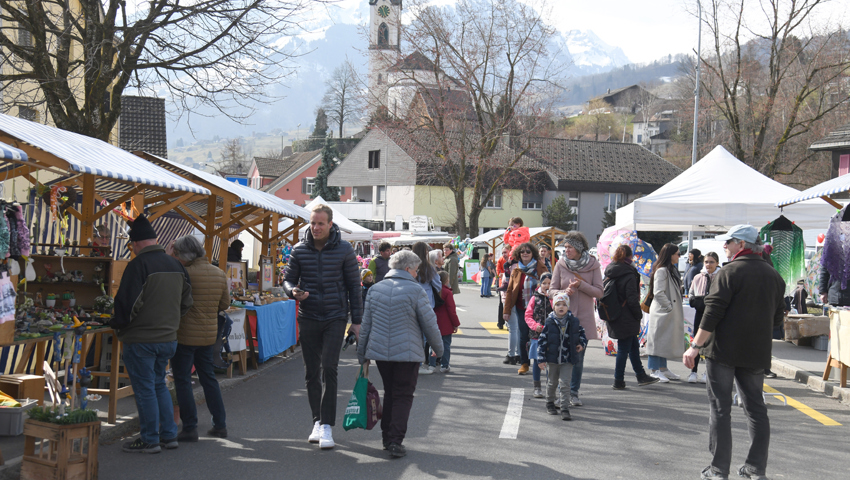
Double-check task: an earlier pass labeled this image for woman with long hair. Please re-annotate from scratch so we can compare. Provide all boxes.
[646,243,685,383]
[412,242,443,375]
[604,245,660,389]
[687,251,720,384]
[503,242,548,375]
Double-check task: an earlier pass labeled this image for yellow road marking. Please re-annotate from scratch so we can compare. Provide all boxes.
[480,322,509,334]
[455,328,463,335]
[763,384,841,426]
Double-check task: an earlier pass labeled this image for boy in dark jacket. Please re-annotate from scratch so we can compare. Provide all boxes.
[361,269,374,304]
[538,293,587,421]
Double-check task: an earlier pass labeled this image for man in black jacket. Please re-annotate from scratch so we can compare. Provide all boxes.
[284,204,362,450]
[684,225,785,480]
[112,215,193,454]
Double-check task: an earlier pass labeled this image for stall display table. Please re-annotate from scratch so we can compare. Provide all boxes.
[239,300,297,364]
[824,309,850,388]
[785,314,830,345]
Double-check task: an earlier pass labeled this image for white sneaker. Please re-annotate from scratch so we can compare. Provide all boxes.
[427,365,437,374]
[308,421,321,443]
[419,365,433,375]
[318,424,334,449]
[533,388,544,398]
[688,372,698,383]
[651,370,670,383]
[699,373,707,384]
[661,369,680,381]
[440,366,451,373]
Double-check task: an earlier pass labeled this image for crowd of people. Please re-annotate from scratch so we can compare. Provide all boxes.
[109,206,784,479]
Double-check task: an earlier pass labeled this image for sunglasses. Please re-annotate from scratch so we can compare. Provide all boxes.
[520,250,532,254]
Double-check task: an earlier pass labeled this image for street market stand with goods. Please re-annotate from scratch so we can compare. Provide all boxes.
[231,300,297,364]
[824,308,850,388]
[470,226,567,265]
[614,145,836,232]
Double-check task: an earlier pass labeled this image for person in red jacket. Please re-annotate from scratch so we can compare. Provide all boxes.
[429,270,461,373]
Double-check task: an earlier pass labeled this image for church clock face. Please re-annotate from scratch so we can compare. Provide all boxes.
[377,5,390,18]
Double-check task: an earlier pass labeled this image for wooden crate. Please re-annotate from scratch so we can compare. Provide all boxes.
[21,419,100,480]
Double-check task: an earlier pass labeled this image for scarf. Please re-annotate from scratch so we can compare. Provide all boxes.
[519,259,540,302]
[565,250,591,272]
[732,248,754,261]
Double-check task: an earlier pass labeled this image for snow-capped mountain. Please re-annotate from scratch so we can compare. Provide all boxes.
[562,29,631,72]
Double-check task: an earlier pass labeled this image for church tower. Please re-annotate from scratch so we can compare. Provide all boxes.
[368,0,402,109]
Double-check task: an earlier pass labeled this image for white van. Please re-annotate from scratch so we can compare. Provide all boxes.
[678,239,728,273]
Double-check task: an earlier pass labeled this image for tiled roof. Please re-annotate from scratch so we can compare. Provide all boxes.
[252,155,301,178]
[810,122,850,151]
[388,51,438,73]
[119,96,167,158]
[260,150,322,192]
[527,137,681,186]
[417,87,477,122]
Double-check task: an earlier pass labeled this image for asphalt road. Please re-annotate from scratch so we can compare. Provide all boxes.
[97,285,850,479]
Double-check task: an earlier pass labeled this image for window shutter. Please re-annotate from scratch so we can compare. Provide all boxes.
[840,155,850,176]
[302,177,307,193]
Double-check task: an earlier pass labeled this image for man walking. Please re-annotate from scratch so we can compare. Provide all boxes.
[683,225,785,480]
[284,204,362,450]
[112,215,193,453]
[442,243,461,295]
[368,241,392,282]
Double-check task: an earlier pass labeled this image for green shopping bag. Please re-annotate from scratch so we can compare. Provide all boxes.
[343,364,370,431]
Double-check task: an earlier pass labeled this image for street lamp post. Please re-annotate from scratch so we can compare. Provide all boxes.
[687,1,702,252]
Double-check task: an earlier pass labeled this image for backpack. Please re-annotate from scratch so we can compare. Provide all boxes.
[213,311,234,369]
[597,276,626,322]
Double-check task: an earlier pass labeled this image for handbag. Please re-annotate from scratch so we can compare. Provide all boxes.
[640,290,653,313]
[432,284,445,308]
[343,364,382,431]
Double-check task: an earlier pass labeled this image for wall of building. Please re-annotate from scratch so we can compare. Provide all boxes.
[328,129,416,188]
[271,162,352,207]
[413,186,543,234]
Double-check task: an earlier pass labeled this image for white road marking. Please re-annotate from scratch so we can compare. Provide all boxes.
[499,388,524,439]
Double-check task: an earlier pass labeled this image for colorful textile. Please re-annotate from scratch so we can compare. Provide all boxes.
[760,218,805,295]
[821,206,850,290]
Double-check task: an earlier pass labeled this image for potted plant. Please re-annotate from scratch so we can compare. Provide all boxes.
[45,293,56,308]
[22,407,100,480]
[61,291,71,308]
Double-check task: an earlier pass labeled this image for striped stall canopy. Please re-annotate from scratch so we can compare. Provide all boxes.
[0,140,27,161]
[775,174,850,207]
[0,113,209,196]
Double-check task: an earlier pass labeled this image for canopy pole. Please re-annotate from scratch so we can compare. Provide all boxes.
[217,200,232,271]
[80,175,95,247]
[204,195,217,258]
[821,196,843,209]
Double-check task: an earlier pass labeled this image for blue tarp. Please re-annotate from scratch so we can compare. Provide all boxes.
[244,300,297,362]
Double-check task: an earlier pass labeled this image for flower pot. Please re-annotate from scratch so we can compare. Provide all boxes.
[45,299,56,308]
[69,299,76,307]
[62,300,71,308]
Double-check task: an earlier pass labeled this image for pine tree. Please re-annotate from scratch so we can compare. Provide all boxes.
[542,195,576,231]
[312,135,340,201]
[312,108,329,139]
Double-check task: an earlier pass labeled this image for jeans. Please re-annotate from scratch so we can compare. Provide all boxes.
[122,341,178,444]
[546,362,574,404]
[614,336,647,381]
[706,359,770,476]
[481,275,491,296]
[569,349,585,395]
[506,308,520,356]
[428,335,453,368]
[299,318,347,426]
[515,306,530,366]
[171,343,227,431]
[532,360,541,382]
[648,355,668,370]
[376,361,419,445]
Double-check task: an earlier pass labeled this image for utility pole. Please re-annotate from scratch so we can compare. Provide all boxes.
[687,1,702,253]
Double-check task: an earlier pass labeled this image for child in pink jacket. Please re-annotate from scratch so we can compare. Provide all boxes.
[525,272,553,398]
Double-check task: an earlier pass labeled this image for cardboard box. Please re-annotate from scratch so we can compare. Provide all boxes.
[797,316,830,337]
[0,375,45,405]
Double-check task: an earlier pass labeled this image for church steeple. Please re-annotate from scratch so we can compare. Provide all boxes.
[368,1,402,108]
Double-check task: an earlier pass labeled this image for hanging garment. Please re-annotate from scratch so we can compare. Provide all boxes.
[760,216,805,295]
[12,205,30,256]
[5,206,19,257]
[0,272,16,323]
[821,205,850,290]
[0,211,8,259]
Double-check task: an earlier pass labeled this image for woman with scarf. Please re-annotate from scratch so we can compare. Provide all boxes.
[503,242,548,375]
[646,243,685,383]
[413,242,443,375]
[687,251,720,384]
[549,231,603,406]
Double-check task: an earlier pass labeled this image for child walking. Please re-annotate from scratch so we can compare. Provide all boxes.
[361,269,374,304]
[430,270,460,373]
[524,272,553,398]
[538,293,587,421]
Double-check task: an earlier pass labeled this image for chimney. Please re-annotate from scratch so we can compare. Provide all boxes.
[607,88,611,94]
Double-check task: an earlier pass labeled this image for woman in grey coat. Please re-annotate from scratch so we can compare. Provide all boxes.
[357,250,444,458]
[646,243,685,383]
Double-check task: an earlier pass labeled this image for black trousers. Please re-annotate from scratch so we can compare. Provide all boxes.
[515,305,530,365]
[376,361,419,445]
[692,307,704,372]
[299,318,347,426]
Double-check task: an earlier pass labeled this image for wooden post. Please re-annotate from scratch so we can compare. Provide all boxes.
[204,195,217,259]
[261,215,271,259]
[217,200,231,270]
[270,213,279,284]
[80,175,95,248]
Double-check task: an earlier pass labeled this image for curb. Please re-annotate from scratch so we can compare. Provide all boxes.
[771,358,850,405]
[0,347,301,479]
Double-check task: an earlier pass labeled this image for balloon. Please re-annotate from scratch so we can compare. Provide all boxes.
[818,233,825,243]
[504,226,530,247]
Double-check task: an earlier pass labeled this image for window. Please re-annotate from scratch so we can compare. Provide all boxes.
[302,177,315,195]
[377,74,383,85]
[485,192,502,209]
[840,154,850,177]
[368,150,381,169]
[340,186,346,195]
[18,28,32,48]
[378,23,389,47]
[17,106,37,122]
[637,134,642,143]
[604,193,623,212]
[522,191,543,210]
[378,186,386,205]
[568,191,579,229]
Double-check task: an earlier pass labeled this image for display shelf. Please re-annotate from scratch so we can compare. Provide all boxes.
[26,281,102,287]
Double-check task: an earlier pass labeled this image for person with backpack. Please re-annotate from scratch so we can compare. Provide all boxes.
[687,251,720,384]
[524,272,553,398]
[169,235,231,442]
[601,245,660,390]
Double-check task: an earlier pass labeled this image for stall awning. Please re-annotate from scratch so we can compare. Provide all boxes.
[0,141,27,161]
[0,114,208,195]
[775,174,850,208]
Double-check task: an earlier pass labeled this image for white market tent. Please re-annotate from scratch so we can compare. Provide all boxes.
[615,145,836,231]
[278,196,372,242]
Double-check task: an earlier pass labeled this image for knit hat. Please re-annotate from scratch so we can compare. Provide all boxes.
[553,293,570,308]
[128,214,156,242]
[361,269,374,282]
[540,272,552,282]
[562,231,588,254]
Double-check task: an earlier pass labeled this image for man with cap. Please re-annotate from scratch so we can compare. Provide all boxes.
[112,214,194,454]
[683,225,785,480]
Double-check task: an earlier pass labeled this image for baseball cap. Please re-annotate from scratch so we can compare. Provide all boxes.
[717,224,759,244]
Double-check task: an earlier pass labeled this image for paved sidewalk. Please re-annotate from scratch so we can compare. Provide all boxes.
[770,339,850,404]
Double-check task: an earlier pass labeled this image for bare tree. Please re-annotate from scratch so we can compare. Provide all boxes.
[696,0,850,179]
[372,0,566,237]
[322,61,363,139]
[0,0,321,141]
[216,138,250,175]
